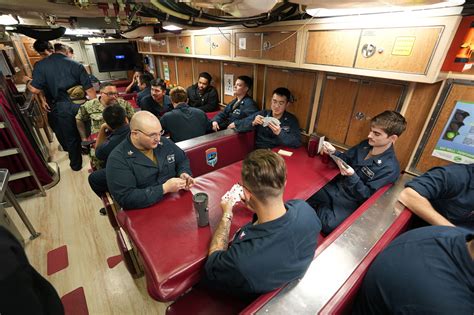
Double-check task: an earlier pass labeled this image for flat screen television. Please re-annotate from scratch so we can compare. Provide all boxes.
[93,42,138,72]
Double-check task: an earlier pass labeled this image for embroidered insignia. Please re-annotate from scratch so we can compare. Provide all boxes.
[233,109,241,115]
[239,231,246,239]
[361,166,375,179]
[167,154,175,163]
[127,150,133,156]
[205,147,218,167]
[377,159,382,165]
[282,126,290,132]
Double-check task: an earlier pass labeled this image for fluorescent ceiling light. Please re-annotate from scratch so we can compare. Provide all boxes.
[65,28,102,35]
[0,14,21,25]
[162,24,183,31]
[306,0,465,17]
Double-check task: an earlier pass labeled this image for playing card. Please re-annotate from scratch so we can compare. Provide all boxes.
[317,136,325,154]
[221,184,244,207]
[330,154,350,169]
[262,116,281,127]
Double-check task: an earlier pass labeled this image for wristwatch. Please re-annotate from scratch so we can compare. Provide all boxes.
[222,212,233,221]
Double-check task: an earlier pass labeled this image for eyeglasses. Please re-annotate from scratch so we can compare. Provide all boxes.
[271,99,287,107]
[102,91,119,97]
[134,129,165,139]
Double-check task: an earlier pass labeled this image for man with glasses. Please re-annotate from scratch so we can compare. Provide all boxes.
[237,87,301,149]
[106,111,194,209]
[140,79,173,117]
[204,149,321,297]
[76,82,134,140]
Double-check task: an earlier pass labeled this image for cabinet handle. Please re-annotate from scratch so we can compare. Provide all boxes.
[361,43,376,58]
[211,42,219,49]
[355,112,365,120]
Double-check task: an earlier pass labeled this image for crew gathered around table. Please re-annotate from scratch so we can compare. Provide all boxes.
[13,51,474,312]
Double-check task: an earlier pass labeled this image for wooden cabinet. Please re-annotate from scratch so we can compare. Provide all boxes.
[193,59,222,101]
[305,29,360,67]
[151,37,168,53]
[169,36,192,54]
[175,57,193,88]
[194,33,231,57]
[235,32,261,59]
[262,31,297,62]
[137,40,150,53]
[355,27,443,74]
[316,75,405,147]
[264,67,317,132]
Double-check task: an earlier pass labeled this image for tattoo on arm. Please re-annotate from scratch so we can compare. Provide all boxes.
[208,217,232,255]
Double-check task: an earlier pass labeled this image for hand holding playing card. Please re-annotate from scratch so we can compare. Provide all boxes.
[221,184,244,208]
[262,117,281,127]
[335,159,354,176]
[252,115,265,126]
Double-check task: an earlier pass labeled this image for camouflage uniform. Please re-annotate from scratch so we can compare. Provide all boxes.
[76,98,134,169]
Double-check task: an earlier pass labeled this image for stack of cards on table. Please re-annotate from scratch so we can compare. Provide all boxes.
[222,184,244,207]
[262,116,281,127]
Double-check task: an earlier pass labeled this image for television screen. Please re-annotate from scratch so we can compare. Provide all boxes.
[93,42,139,72]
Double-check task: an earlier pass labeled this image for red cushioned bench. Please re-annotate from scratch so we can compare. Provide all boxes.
[165,181,396,314]
[177,129,255,177]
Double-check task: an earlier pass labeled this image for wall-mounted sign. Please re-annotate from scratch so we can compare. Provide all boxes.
[432,101,474,164]
[163,61,170,81]
[224,74,234,96]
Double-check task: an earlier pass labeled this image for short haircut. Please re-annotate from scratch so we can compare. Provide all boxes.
[198,72,212,83]
[150,79,166,91]
[237,75,253,89]
[103,104,126,130]
[139,73,154,87]
[33,40,53,54]
[371,110,407,136]
[272,87,291,102]
[99,82,116,91]
[241,149,286,200]
[170,86,187,104]
[67,46,74,54]
[133,65,144,73]
[53,43,67,53]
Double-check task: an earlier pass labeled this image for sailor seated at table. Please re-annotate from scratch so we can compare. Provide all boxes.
[211,75,258,131]
[352,226,474,314]
[236,87,301,149]
[307,110,407,235]
[160,86,211,143]
[88,105,130,198]
[106,111,194,210]
[398,163,474,230]
[203,149,321,298]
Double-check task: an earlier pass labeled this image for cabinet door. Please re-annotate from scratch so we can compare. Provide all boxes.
[137,40,150,53]
[151,38,168,53]
[169,36,192,54]
[316,76,360,143]
[305,29,360,67]
[265,67,317,132]
[222,62,253,104]
[176,57,193,88]
[345,80,404,147]
[235,32,262,59]
[210,33,231,57]
[414,83,474,173]
[262,31,297,62]
[194,59,221,101]
[194,35,211,55]
[160,56,177,84]
[355,27,443,74]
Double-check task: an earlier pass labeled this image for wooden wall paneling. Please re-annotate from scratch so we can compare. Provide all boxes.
[345,80,405,147]
[21,36,41,58]
[194,59,222,102]
[222,62,254,104]
[264,67,317,132]
[396,82,442,171]
[175,57,194,89]
[355,27,443,74]
[169,36,192,54]
[151,37,168,53]
[160,56,177,84]
[210,33,231,57]
[305,29,360,67]
[315,76,359,144]
[262,31,297,62]
[137,40,150,53]
[414,82,474,173]
[194,35,211,55]
[255,64,266,108]
[235,32,262,59]
[154,56,162,79]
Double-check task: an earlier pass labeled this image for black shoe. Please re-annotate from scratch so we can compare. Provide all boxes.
[99,208,107,216]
